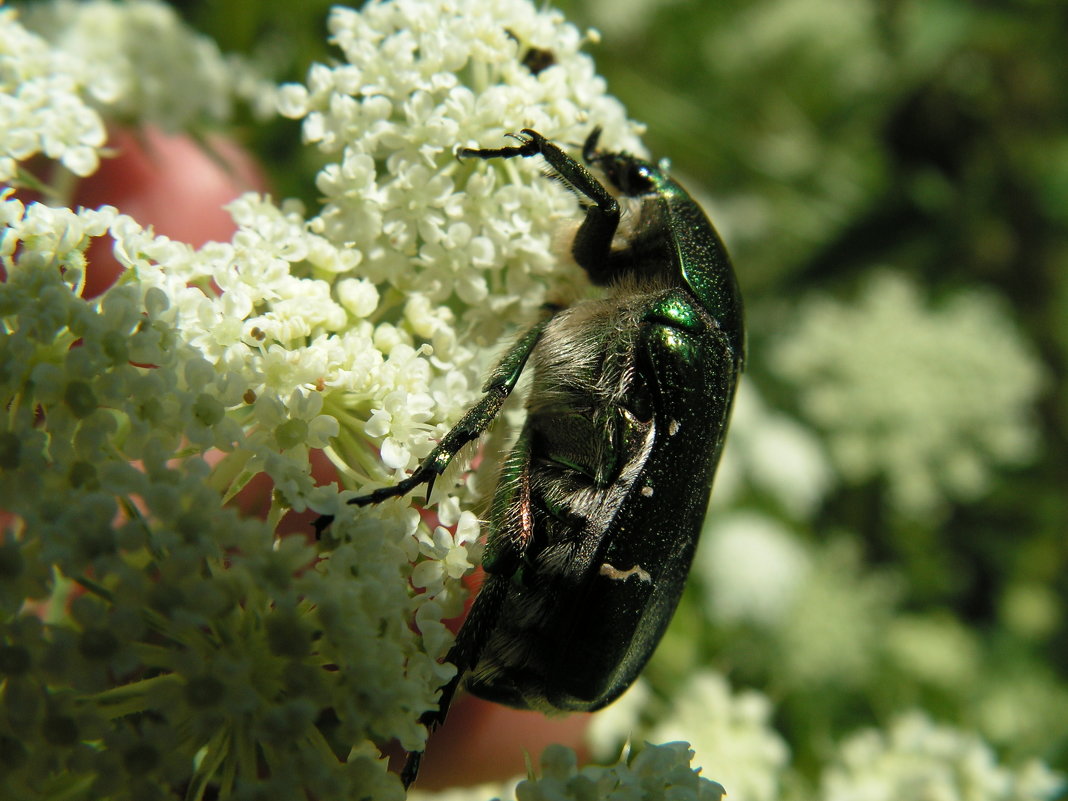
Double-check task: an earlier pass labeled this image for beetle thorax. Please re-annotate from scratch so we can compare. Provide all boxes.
[528,278,669,414]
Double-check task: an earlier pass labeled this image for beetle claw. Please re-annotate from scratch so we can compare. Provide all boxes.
[400,750,423,789]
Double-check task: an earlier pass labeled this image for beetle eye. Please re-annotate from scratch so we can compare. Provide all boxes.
[616,162,655,196]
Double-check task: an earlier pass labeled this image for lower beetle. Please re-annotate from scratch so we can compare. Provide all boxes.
[326,128,744,787]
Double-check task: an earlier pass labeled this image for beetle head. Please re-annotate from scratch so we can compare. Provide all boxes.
[582,127,659,199]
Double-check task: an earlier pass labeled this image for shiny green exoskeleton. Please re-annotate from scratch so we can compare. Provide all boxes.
[328,128,744,787]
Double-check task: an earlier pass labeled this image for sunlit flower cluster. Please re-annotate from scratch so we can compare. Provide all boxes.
[18,0,276,128]
[713,382,834,520]
[776,538,901,689]
[0,191,440,796]
[697,512,811,628]
[0,7,105,180]
[695,511,901,692]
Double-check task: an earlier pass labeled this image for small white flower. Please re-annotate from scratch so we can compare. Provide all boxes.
[411,509,480,598]
[364,389,437,470]
[337,277,380,317]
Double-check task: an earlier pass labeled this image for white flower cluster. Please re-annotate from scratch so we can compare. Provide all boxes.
[516,743,725,801]
[771,271,1044,516]
[775,538,900,690]
[884,614,981,694]
[18,0,276,128]
[268,1,640,505]
[648,672,790,801]
[820,711,1064,801]
[0,0,273,186]
[697,512,811,629]
[695,512,900,690]
[713,380,834,519]
[0,6,106,180]
[409,742,728,801]
[0,193,427,796]
[280,0,641,338]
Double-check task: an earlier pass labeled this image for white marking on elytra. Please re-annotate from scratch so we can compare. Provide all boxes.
[668,420,680,436]
[641,485,654,498]
[599,563,653,583]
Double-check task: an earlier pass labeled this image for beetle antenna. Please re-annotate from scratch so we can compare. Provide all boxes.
[582,126,604,163]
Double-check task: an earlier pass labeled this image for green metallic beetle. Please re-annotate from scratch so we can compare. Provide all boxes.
[327,128,744,786]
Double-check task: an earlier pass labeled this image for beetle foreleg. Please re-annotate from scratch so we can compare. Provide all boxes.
[461,129,621,282]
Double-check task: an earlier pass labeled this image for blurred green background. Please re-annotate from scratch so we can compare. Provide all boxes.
[145,0,1068,790]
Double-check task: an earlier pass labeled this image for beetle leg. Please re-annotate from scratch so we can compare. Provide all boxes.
[456,131,543,160]
[399,752,423,789]
[345,383,512,507]
[461,129,621,281]
[401,572,511,787]
[312,316,552,535]
[400,432,536,786]
[351,318,549,505]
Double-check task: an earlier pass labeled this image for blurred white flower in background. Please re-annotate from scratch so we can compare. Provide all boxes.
[771,271,1044,517]
[820,711,1064,801]
[649,672,790,801]
[697,512,811,628]
[713,380,834,519]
